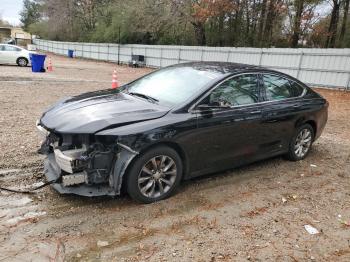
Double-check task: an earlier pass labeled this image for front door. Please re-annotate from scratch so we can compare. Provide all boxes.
[2,45,21,64]
[189,73,265,176]
[0,45,6,63]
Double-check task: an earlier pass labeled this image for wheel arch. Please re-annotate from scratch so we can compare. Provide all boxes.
[304,120,317,138]
[119,141,189,194]
[295,118,317,140]
[16,57,29,65]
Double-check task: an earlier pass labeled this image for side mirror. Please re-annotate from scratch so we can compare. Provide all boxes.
[196,104,214,118]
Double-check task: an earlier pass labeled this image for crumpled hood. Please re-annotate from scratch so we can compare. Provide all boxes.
[40,89,170,134]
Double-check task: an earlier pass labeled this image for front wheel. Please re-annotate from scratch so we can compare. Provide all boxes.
[286,124,314,161]
[126,146,183,203]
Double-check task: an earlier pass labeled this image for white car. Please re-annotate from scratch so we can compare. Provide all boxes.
[0,44,32,67]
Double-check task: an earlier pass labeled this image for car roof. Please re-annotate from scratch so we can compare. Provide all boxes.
[0,44,22,48]
[170,61,304,84]
[170,61,261,75]
[170,61,298,77]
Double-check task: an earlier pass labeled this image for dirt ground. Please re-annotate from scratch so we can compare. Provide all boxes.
[0,54,349,262]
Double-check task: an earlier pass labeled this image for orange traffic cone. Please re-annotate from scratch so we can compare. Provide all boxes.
[111,69,119,89]
[47,57,53,72]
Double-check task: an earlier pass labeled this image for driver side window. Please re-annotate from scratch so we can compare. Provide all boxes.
[208,74,259,107]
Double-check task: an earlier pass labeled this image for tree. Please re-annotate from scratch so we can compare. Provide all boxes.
[258,0,268,45]
[260,0,286,47]
[326,0,341,47]
[339,0,350,45]
[20,0,42,31]
[17,0,349,48]
[284,0,321,47]
[291,0,305,47]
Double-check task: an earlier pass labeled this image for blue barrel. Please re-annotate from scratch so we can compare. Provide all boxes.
[30,54,46,73]
[68,49,74,58]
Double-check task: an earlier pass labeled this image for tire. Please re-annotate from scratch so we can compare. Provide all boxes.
[17,57,28,67]
[286,124,314,161]
[126,146,183,203]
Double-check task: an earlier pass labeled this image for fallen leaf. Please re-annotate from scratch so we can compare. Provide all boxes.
[339,219,350,227]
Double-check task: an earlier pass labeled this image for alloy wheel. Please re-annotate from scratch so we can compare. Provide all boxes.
[137,155,177,198]
[294,128,312,158]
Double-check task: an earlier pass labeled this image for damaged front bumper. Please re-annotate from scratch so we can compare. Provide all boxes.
[45,153,116,196]
[37,121,138,197]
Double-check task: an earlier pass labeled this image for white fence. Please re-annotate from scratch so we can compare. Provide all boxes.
[33,39,350,89]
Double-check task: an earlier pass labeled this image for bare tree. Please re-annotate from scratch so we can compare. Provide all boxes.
[291,0,305,47]
[326,0,341,47]
[257,0,268,45]
[339,0,350,44]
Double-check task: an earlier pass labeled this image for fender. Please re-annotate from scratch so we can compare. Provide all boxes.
[111,143,139,194]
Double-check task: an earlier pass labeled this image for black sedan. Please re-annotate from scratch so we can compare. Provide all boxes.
[37,62,328,203]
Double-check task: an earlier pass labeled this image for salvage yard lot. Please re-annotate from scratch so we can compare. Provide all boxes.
[0,54,349,261]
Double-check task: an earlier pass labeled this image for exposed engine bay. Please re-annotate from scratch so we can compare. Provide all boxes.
[37,122,138,196]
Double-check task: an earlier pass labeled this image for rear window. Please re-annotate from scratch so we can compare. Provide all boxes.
[263,74,293,101]
[290,81,305,96]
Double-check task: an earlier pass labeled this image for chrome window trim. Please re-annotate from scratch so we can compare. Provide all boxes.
[189,71,307,113]
[192,98,316,117]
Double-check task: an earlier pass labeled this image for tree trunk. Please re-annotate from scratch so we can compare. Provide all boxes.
[218,15,224,46]
[233,0,241,46]
[291,0,304,47]
[228,14,235,45]
[258,0,268,46]
[246,0,250,44]
[251,0,257,44]
[339,0,350,45]
[192,21,206,45]
[264,0,275,46]
[326,0,340,47]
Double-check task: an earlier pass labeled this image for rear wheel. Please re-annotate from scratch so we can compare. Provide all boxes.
[286,124,314,161]
[17,57,28,67]
[126,146,183,203]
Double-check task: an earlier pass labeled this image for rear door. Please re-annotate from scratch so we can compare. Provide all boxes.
[189,73,266,176]
[260,73,306,153]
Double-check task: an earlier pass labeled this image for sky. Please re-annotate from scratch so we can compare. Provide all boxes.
[0,0,23,26]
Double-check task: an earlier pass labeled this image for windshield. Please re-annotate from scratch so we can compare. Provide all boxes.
[123,66,222,106]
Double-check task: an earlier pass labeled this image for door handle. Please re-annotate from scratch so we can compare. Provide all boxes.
[250,110,262,114]
[266,119,278,123]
